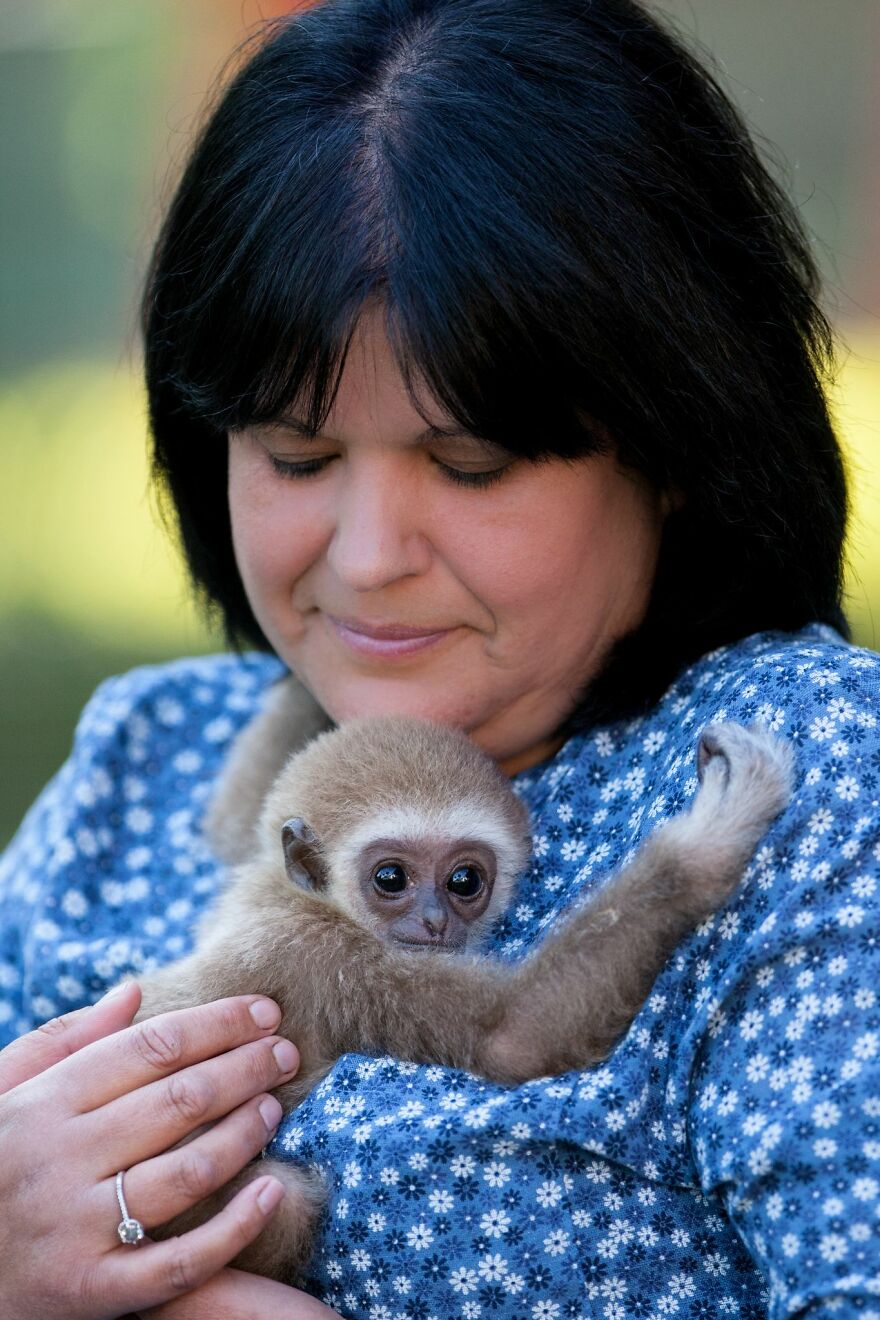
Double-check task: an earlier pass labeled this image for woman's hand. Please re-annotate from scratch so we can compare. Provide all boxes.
[0,982,301,1320]
[138,1267,340,1318]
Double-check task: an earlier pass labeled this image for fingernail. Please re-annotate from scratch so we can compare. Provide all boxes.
[257,1178,285,1215]
[259,1096,283,1133]
[249,999,281,1029]
[99,981,134,1001]
[273,1039,298,1073]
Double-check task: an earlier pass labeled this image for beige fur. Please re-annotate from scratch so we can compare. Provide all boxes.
[204,675,332,865]
[135,715,793,1285]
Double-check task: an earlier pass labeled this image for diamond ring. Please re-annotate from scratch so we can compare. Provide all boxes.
[115,1169,145,1246]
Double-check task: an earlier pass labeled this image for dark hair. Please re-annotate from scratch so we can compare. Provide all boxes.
[143,0,848,730]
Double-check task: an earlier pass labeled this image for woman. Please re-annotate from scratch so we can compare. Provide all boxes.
[1,1,877,1316]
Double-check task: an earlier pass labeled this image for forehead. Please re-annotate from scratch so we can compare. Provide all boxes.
[335,804,519,864]
[358,836,497,871]
[284,305,464,448]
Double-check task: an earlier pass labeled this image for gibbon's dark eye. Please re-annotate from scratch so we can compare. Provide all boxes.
[447,865,484,899]
[373,863,408,895]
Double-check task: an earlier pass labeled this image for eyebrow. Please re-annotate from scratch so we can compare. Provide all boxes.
[273,417,471,445]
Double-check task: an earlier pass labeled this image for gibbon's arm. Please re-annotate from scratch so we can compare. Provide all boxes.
[204,677,331,866]
[480,723,793,1082]
[273,724,793,1088]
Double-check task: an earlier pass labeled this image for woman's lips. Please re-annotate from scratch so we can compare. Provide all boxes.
[324,614,456,658]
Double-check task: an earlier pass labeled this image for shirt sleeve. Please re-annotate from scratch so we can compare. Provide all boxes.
[685,666,880,1317]
[0,675,130,1046]
[0,653,287,1052]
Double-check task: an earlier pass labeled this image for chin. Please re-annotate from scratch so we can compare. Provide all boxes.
[315,678,487,734]
[393,939,465,953]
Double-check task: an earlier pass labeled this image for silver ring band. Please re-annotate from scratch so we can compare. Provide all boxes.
[115,1169,145,1246]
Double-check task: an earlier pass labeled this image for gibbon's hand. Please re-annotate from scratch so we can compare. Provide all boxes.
[0,983,301,1320]
[136,1267,341,1318]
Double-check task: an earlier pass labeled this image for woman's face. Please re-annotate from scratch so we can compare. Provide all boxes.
[229,308,666,773]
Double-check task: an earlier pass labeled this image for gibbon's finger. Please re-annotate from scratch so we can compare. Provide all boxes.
[85,1035,298,1171]
[109,1093,283,1230]
[52,996,286,1113]
[107,1175,286,1315]
[0,982,142,1095]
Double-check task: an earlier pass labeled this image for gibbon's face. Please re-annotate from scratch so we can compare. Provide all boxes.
[280,813,504,951]
[229,306,666,774]
[358,837,497,952]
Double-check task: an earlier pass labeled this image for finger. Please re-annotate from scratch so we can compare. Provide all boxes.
[112,1093,283,1230]
[46,996,286,1113]
[111,1175,286,1314]
[0,981,142,1095]
[87,1035,298,1170]
[139,1267,341,1318]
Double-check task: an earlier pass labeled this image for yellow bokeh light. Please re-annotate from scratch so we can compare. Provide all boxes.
[0,357,210,650]
[831,330,880,650]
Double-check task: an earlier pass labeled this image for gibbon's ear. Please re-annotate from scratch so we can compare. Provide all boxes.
[281,818,327,890]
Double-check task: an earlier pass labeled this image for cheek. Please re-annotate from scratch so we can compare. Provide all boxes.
[445,461,661,621]
[228,453,325,607]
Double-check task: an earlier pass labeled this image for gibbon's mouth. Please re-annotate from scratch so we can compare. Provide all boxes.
[394,937,463,953]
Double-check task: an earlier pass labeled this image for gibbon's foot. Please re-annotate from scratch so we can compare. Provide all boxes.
[232,1158,328,1285]
[696,726,728,784]
[695,723,793,819]
[657,722,794,914]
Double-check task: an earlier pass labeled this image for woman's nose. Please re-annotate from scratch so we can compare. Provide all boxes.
[326,466,432,592]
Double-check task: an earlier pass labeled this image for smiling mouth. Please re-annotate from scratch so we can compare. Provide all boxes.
[324,614,457,657]
[326,615,451,640]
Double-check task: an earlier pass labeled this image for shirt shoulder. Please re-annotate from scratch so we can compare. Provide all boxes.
[556,623,879,793]
[660,622,879,725]
[72,652,287,751]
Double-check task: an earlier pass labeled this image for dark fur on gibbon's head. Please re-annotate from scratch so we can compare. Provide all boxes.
[132,714,793,1285]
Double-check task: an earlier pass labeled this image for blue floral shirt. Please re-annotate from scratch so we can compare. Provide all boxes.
[2,625,879,1319]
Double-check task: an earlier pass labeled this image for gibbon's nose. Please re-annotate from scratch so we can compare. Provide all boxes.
[422,901,449,938]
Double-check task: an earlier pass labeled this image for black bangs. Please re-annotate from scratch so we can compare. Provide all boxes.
[144,0,848,718]
[145,0,621,464]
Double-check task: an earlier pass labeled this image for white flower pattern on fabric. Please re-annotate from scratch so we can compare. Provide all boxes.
[1,627,879,1318]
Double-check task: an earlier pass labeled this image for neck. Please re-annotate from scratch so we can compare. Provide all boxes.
[497,735,566,777]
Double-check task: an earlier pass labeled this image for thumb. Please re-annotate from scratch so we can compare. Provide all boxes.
[0,980,142,1094]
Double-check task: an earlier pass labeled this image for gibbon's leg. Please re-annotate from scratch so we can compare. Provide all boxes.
[480,724,793,1082]
[147,1159,328,1287]
[129,972,329,1285]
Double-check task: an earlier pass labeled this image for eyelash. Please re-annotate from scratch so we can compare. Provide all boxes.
[268,454,510,489]
[269,456,330,479]
[435,461,509,489]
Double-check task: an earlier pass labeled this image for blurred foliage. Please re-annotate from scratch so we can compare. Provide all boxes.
[0,361,202,639]
[0,6,169,371]
[834,337,880,647]
[0,360,222,846]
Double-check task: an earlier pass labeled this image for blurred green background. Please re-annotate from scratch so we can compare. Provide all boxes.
[1,0,879,846]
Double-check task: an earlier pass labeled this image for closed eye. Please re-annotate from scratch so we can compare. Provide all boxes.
[431,459,512,489]
[269,454,335,479]
[264,434,514,490]
[269,451,511,489]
